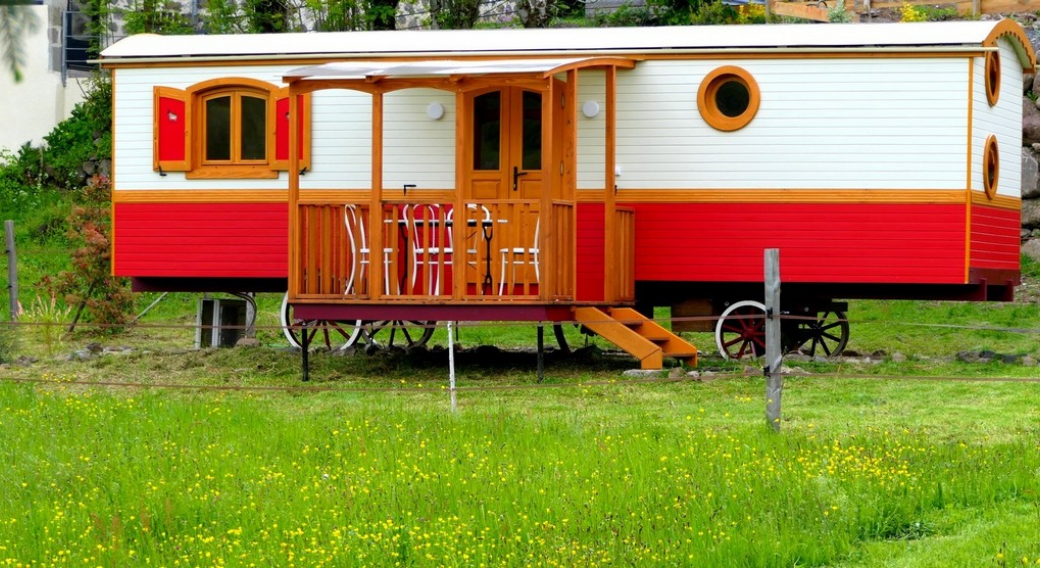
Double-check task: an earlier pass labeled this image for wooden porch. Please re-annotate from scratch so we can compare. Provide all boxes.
[293,199,637,309]
[284,58,639,315]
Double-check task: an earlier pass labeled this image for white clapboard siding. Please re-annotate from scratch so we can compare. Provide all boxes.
[971,38,1024,198]
[576,70,606,190]
[383,89,456,191]
[613,59,968,191]
[113,65,374,191]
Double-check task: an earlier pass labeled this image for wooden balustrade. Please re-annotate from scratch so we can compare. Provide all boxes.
[294,199,575,303]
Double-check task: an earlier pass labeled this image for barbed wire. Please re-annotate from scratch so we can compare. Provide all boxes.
[2,371,1039,398]
[2,313,1038,334]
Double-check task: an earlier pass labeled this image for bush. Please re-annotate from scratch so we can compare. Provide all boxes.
[42,175,132,334]
[39,76,112,190]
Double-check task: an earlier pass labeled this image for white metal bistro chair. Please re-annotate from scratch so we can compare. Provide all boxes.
[498,214,539,295]
[410,204,451,296]
[345,204,399,295]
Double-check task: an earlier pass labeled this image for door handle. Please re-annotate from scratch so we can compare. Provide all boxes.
[512,166,527,191]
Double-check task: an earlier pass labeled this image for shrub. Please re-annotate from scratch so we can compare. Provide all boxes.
[43,175,132,334]
[39,75,112,191]
[900,2,926,22]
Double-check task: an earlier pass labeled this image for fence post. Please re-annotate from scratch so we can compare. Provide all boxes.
[764,249,782,431]
[4,220,17,322]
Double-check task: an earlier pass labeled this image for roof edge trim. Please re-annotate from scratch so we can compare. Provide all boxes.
[985,18,1036,71]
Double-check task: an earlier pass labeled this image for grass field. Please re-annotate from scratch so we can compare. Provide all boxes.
[3,218,1040,566]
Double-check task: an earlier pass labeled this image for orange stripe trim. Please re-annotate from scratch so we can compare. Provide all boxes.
[101,50,986,70]
[970,190,1021,210]
[984,18,1037,71]
[577,188,971,204]
[112,189,456,203]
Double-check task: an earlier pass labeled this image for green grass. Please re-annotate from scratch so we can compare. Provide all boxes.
[1,374,1040,566]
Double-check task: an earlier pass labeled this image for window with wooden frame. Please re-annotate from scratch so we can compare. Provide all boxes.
[985,51,1001,107]
[983,134,999,199]
[697,66,760,132]
[153,78,311,179]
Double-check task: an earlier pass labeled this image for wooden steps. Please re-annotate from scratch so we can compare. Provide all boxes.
[572,307,698,370]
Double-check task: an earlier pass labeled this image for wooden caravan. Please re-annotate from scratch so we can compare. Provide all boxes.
[101,20,1034,367]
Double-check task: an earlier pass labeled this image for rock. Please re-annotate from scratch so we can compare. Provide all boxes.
[85,342,103,353]
[14,355,37,365]
[1023,148,1040,199]
[956,351,979,363]
[72,350,93,361]
[1023,355,1038,366]
[1023,199,1040,229]
[102,346,132,355]
[82,161,95,175]
[686,370,701,378]
[743,365,761,376]
[235,337,260,348]
[1024,229,1033,240]
[1026,72,1036,93]
[1024,239,1040,263]
[98,159,112,177]
[622,369,666,378]
[1024,96,1040,147]
[668,367,683,379]
[1001,354,1022,364]
[891,352,906,363]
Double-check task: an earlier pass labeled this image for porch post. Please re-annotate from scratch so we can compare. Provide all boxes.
[604,66,617,303]
[369,91,385,298]
[453,90,467,299]
[540,78,555,298]
[566,69,578,299]
[288,83,301,300]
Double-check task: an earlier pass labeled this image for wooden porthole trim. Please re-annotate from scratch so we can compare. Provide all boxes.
[985,51,1000,107]
[697,66,761,132]
[983,134,999,199]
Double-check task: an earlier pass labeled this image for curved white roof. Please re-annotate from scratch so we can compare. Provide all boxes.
[101,19,1035,69]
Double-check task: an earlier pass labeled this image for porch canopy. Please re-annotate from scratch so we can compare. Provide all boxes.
[282,56,635,309]
[283,57,635,86]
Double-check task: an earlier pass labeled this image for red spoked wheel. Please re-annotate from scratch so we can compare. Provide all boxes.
[363,320,435,349]
[715,300,767,360]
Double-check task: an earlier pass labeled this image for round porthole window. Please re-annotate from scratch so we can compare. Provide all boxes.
[985,51,1001,107]
[698,66,760,132]
[983,135,999,199]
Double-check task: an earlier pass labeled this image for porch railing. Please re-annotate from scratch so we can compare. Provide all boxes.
[293,199,575,303]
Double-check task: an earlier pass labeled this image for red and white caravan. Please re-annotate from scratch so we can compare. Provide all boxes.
[101,20,1034,367]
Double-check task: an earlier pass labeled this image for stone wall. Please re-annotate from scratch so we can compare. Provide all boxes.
[1023,56,1040,262]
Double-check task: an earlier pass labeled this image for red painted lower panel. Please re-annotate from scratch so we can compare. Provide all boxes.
[114,202,288,278]
[577,202,967,289]
[970,204,1020,271]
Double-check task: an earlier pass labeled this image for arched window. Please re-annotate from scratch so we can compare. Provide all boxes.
[153,78,310,178]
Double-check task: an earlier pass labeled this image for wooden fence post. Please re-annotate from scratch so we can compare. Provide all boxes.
[764,249,782,431]
[4,220,17,322]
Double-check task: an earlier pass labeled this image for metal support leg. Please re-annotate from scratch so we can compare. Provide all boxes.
[537,325,544,383]
[301,324,310,382]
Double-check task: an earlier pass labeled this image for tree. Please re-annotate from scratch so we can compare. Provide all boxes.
[0,4,38,82]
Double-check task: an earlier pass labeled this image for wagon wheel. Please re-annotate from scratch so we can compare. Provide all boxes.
[794,310,850,358]
[363,320,435,349]
[715,300,767,360]
[552,324,571,354]
[280,293,363,351]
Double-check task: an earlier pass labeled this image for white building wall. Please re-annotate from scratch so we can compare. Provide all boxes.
[113,65,461,191]
[0,5,88,153]
[383,89,456,190]
[576,69,606,190]
[114,64,370,191]
[971,38,1023,198]
[611,58,968,191]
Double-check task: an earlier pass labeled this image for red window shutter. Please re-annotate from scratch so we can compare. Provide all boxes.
[272,91,310,171]
[153,87,191,172]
